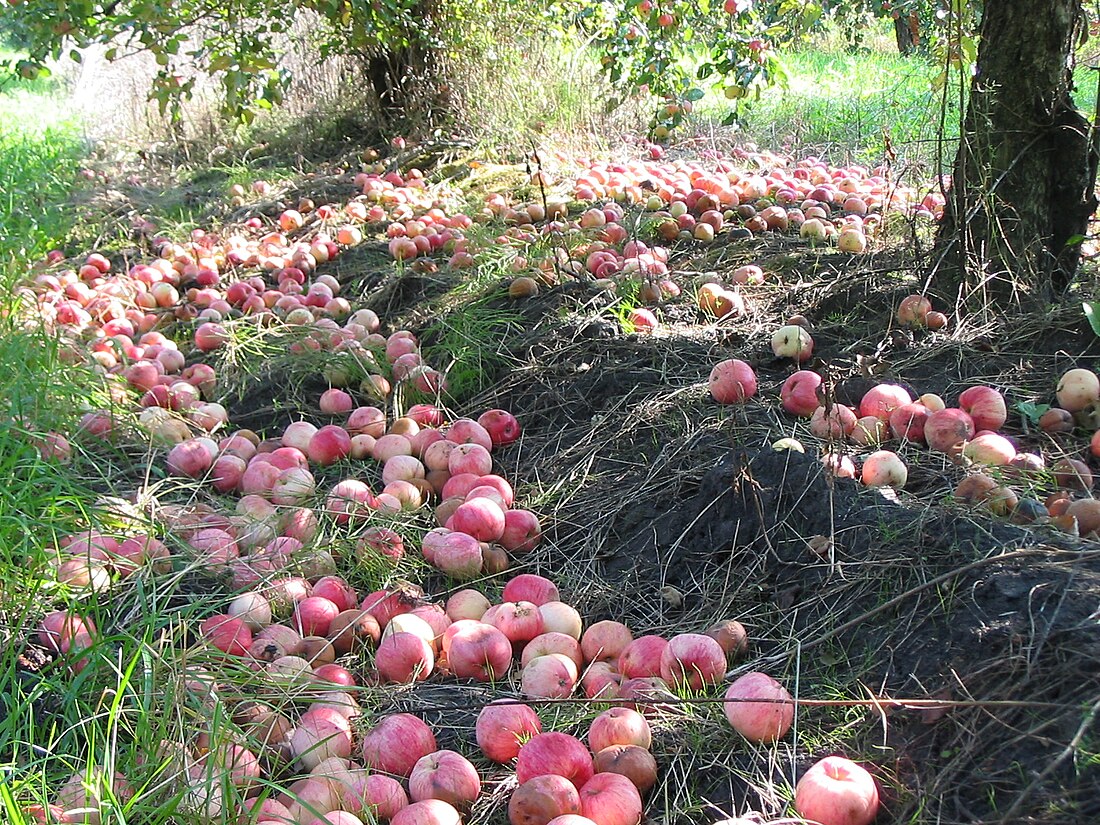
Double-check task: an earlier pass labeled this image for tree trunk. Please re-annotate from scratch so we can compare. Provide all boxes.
[894,13,918,55]
[932,0,1098,303]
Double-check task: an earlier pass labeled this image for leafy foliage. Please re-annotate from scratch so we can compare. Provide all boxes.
[0,0,979,134]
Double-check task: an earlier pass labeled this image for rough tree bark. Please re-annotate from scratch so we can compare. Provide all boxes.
[933,0,1099,301]
[893,13,918,55]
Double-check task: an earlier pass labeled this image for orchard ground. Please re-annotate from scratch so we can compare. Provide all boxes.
[5,41,1100,825]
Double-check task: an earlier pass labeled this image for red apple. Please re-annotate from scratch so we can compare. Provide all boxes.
[658,633,726,690]
[578,773,642,825]
[794,755,880,825]
[509,775,582,825]
[722,671,794,743]
[958,385,1007,432]
[517,732,594,790]
[478,409,522,447]
[409,750,481,808]
[780,370,823,417]
[361,714,437,777]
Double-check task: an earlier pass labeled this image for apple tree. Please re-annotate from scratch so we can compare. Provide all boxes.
[0,0,510,123]
[932,0,1097,299]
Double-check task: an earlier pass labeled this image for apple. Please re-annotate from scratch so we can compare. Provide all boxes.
[521,633,583,668]
[709,359,757,403]
[509,775,582,825]
[478,409,522,447]
[517,732,595,789]
[409,750,481,807]
[771,325,813,362]
[896,294,931,326]
[578,772,642,825]
[581,621,633,664]
[658,633,726,689]
[617,635,668,679]
[588,708,651,752]
[501,509,543,553]
[888,402,929,443]
[592,745,658,794]
[447,622,513,681]
[723,671,794,742]
[477,699,543,762]
[781,370,823,417]
[810,404,857,439]
[859,384,911,420]
[375,632,434,683]
[361,714,438,777]
[391,799,462,825]
[794,755,880,825]
[503,573,560,606]
[957,386,1007,431]
[521,652,580,698]
[962,432,1017,465]
[924,408,975,455]
[1056,368,1100,412]
[861,450,908,488]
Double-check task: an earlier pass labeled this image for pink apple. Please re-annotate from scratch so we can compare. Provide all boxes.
[447,622,513,681]
[391,799,462,825]
[375,631,434,683]
[958,385,1007,432]
[409,750,481,808]
[888,402,929,443]
[521,633,583,668]
[658,633,726,690]
[861,450,908,488]
[477,699,543,762]
[577,773,642,825]
[521,653,580,699]
[588,708,651,752]
[617,635,668,679]
[503,574,560,606]
[500,509,542,553]
[859,384,912,420]
[722,671,794,743]
[780,370,823,417]
[484,601,544,644]
[924,408,975,455]
[794,755,880,825]
[709,359,757,403]
[581,621,633,664]
[361,713,438,777]
[517,732,594,789]
[447,497,506,542]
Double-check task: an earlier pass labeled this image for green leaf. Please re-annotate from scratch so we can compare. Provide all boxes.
[1014,401,1050,425]
[1084,302,1100,338]
[1064,234,1086,248]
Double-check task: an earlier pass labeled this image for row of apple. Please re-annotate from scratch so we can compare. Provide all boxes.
[37,563,879,825]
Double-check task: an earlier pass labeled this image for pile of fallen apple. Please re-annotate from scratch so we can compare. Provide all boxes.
[707,293,1100,534]
[36,563,878,825]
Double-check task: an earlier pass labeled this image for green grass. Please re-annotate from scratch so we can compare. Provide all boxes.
[0,51,87,266]
[695,44,965,172]
[694,36,1100,174]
